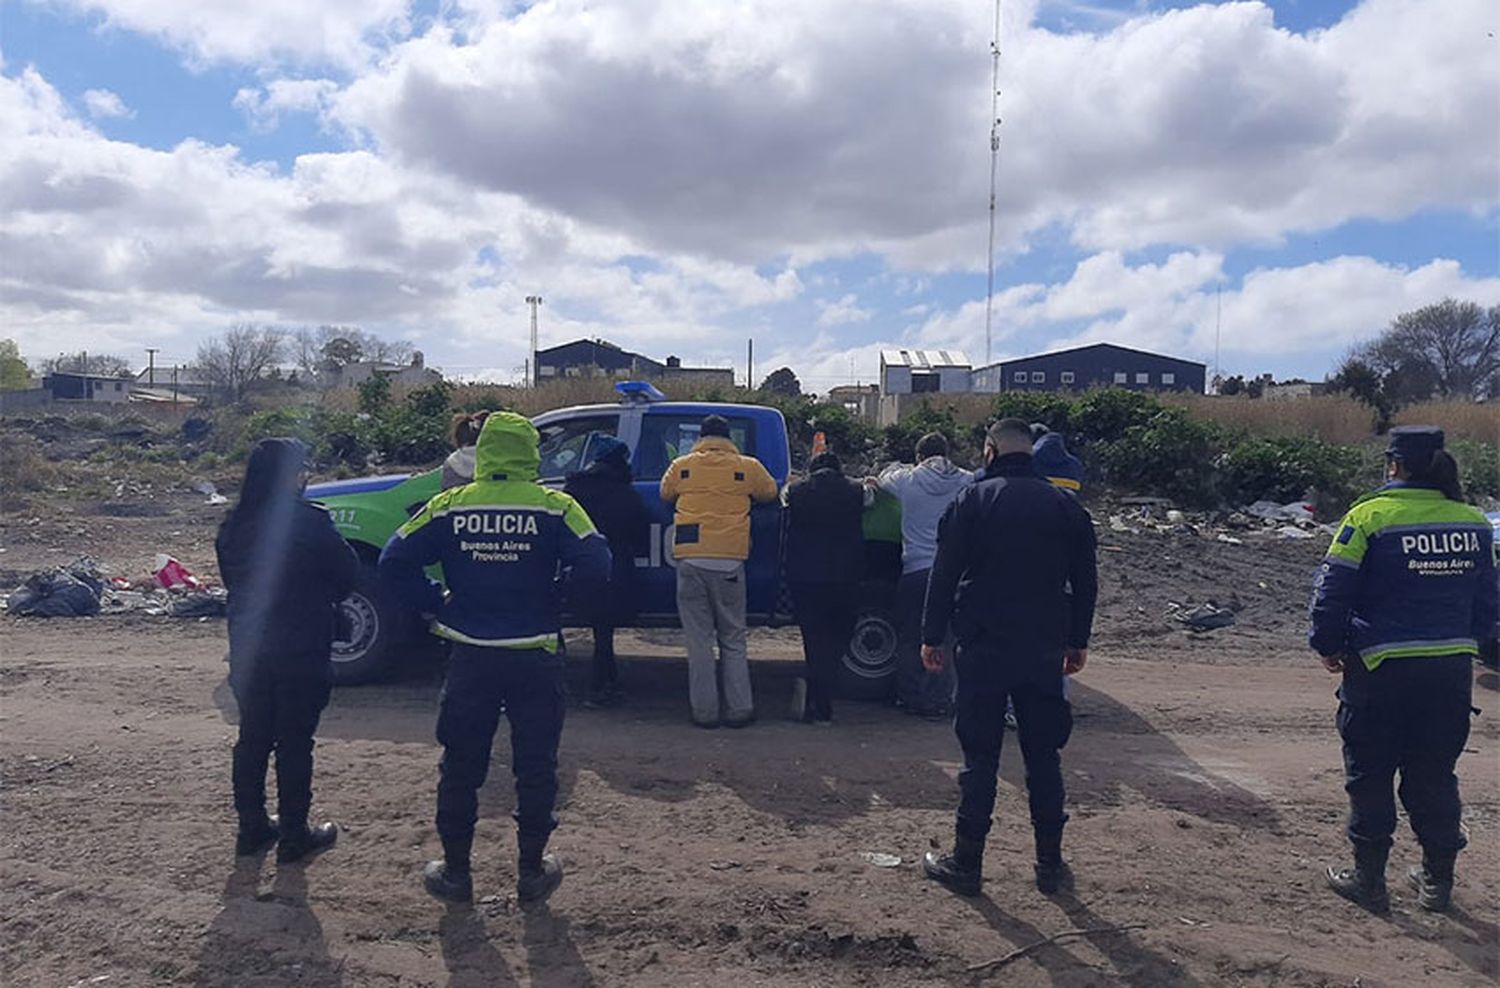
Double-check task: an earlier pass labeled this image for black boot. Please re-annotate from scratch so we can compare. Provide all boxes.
[516,836,563,904]
[923,833,983,897]
[277,822,338,864]
[1408,850,1457,913]
[235,814,280,857]
[1034,830,1072,895]
[1326,843,1390,914]
[424,860,475,904]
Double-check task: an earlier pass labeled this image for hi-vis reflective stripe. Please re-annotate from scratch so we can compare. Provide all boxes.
[1048,476,1082,491]
[1358,637,1479,670]
[432,624,559,652]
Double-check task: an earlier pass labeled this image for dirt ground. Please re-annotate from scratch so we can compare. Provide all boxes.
[2,494,1498,987]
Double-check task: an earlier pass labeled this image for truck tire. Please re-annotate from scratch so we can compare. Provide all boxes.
[837,588,899,701]
[329,561,412,685]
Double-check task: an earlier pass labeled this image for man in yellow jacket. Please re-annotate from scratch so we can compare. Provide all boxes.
[660,415,780,727]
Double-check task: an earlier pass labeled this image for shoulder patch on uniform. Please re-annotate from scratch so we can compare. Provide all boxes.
[1337,525,1356,545]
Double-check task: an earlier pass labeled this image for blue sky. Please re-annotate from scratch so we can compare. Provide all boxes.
[3,0,1496,389]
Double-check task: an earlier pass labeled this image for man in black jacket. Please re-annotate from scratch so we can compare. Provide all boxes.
[217,438,359,862]
[564,437,651,707]
[919,418,1098,897]
[784,452,867,724]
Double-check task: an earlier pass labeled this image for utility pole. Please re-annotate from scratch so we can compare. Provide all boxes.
[525,295,544,387]
[145,348,159,387]
[983,0,1003,368]
[171,365,179,409]
[747,339,754,390]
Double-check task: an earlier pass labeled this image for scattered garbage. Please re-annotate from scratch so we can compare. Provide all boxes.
[1244,500,1317,526]
[195,481,230,506]
[152,555,204,591]
[861,852,903,868]
[1276,526,1315,540]
[1172,603,1237,632]
[169,590,228,618]
[1215,534,1243,546]
[7,559,106,617]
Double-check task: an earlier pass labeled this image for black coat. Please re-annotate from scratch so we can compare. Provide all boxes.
[564,459,651,621]
[784,467,866,585]
[923,453,1098,672]
[217,498,358,667]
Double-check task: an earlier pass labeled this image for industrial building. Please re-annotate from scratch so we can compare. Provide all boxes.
[970,343,1206,394]
[879,350,972,395]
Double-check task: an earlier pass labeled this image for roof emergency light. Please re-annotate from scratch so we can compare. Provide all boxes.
[616,381,666,403]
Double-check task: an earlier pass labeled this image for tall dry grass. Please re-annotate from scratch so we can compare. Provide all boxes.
[1392,401,1500,444]
[1160,393,1377,443]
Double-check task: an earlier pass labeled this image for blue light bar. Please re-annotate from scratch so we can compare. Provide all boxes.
[616,381,666,403]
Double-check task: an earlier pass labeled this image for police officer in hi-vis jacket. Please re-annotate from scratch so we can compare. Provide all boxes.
[1309,426,1497,915]
[381,412,611,905]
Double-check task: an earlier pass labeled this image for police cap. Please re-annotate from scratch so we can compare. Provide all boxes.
[1385,425,1444,469]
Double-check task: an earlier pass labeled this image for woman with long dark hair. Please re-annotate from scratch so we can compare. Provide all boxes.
[217,438,358,861]
[1309,426,1497,915]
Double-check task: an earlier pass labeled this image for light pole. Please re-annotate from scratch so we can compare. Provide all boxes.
[525,295,544,387]
[145,347,159,387]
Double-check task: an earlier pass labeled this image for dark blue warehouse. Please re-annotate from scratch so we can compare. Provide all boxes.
[971,343,1206,394]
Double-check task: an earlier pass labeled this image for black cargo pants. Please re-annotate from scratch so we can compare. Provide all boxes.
[952,646,1073,843]
[791,581,859,721]
[231,657,333,834]
[1339,654,1473,855]
[435,644,566,865]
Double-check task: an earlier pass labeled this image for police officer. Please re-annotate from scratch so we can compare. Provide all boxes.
[1310,426,1497,914]
[380,412,611,904]
[920,418,1099,896]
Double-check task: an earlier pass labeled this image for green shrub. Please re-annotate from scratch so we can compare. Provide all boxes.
[1095,407,1224,507]
[1452,438,1500,500]
[1071,389,1162,445]
[989,392,1075,437]
[1215,436,1368,507]
[882,402,968,465]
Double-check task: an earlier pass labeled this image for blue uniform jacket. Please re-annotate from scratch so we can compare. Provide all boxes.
[379,412,611,651]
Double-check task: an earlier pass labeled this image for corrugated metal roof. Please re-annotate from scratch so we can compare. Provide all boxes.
[880,349,971,369]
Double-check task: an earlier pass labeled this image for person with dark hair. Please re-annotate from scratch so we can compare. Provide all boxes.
[920,418,1098,897]
[216,438,359,863]
[564,436,651,707]
[1310,426,1497,915]
[660,414,779,727]
[784,451,867,725]
[874,431,972,717]
[381,412,611,904]
[442,411,491,490]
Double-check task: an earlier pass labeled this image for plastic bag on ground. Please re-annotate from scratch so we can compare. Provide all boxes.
[7,568,103,617]
[153,555,203,591]
[1174,603,1236,632]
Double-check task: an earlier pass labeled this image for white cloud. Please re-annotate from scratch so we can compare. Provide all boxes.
[39,0,414,67]
[81,88,132,119]
[815,293,872,327]
[233,79,340,132]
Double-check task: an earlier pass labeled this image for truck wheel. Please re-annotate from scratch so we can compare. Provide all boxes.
[330,563,411,685]
[837,602,899,701]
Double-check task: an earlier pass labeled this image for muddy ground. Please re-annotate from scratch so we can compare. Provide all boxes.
[2,494,1498,987]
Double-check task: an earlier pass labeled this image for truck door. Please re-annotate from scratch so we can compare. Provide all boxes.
[633,413,783,620]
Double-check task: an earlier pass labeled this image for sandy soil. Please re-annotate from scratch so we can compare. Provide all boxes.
[2,496,1498,987]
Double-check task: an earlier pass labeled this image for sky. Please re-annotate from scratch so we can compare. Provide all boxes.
[2,0,1497,391]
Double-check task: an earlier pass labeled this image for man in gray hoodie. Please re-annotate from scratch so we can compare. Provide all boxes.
[876,432,973,717]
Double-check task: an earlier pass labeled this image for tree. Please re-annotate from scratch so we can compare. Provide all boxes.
[1359,298,1500,402]
[1327,356,1384,409]
[759,366,802,398]
[290,326,416,384]
[0,340,31,390]
[1217,374,1246,397]
[41,351,133,377]
[197,325,287,401]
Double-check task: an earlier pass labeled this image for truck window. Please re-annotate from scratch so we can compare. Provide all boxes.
[635,414,757,481]
[537,415,619,481]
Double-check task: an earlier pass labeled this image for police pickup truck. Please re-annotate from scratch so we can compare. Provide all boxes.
[306,383,904,694]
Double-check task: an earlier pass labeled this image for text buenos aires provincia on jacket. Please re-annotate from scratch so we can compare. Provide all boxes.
[451,511,539,563]
[1401,529,1484,577]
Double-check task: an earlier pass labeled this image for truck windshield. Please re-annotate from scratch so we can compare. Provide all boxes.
[634,414,756,481]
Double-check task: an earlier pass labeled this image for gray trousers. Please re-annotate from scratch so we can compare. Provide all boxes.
[676,563,753,723]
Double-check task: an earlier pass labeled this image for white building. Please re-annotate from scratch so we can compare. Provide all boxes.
[879,349,972,395]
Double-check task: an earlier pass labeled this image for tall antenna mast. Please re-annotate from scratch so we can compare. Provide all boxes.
[1214,283,1222,393]
[983,0,1003,367]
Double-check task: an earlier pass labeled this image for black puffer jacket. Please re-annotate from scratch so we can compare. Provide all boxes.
[784,454,866,585]
[216,439,359,667]
[564,457,651,622]
[923,452,1098,671]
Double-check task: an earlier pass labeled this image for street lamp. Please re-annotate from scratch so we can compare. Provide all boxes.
[525,295,544,387]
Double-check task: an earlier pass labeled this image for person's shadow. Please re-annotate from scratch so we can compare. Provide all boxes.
[522,902,598,988]
[439,907,520,988]
[1393,902,1500,982]
[962,890,1203,987]
[195,854,344,987]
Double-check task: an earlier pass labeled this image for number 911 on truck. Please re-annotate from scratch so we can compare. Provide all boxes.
[306,383,905,698]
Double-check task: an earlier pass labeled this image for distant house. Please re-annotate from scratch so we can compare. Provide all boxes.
[971,343,1206,394]
[133,365,214,399]
[880,350,972,395]
[329,352,443,390]
[1263,381,1328,401]
[44,372,131,403]
[535,339,733,389]
[826,384,881,422]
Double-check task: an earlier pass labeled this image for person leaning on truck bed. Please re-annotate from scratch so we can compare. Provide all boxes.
[216,437,358,864]
[660,414,779,728]
[379,412,611,905]
[441,410,490,490]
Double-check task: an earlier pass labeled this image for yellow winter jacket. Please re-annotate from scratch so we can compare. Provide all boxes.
[659,436,779,560]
